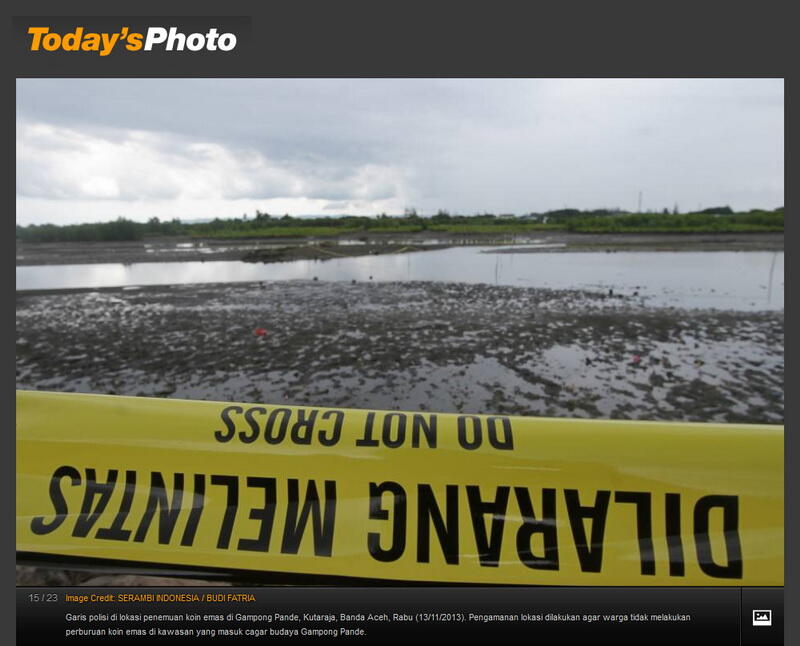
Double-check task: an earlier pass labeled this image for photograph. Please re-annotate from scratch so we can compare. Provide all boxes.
[16,78,783,591]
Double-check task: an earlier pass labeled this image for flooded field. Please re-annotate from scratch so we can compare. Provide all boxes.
[17,248,783,311]
[16,281,783,425]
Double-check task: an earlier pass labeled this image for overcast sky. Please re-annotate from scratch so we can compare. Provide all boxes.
[16,78,783,225]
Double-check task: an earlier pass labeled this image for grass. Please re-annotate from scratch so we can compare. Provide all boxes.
[191,220,782,239]
[26,210,777,242]
[570,224,783,233]
[429,223,562,234]
[189,226,358,239]
[366,225,427,234]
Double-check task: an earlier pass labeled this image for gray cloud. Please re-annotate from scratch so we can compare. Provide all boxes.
[16,79,783,224]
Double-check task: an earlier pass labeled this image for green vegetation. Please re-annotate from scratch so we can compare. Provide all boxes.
[428,223,561,234]
[564,210,783,233]
[194,225,351,239]
[15,216,183,243]
[16,207,783,243]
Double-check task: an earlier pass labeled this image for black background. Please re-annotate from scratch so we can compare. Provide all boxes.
[9,3,790,78]
[13,586,749,645]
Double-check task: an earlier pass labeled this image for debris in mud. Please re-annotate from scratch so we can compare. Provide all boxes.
[16,281,783,424]
[241,243,449,263]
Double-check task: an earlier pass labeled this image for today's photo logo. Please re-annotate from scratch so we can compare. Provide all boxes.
[26,26,238,56]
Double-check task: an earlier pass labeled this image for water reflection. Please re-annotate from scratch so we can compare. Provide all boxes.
[16,248,784,311]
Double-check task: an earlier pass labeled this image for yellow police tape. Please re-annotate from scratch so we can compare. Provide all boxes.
[16,390,783,585]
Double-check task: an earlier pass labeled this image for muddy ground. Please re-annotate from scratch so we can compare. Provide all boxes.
[16,280,783,585]
[240,243,451,263]
[17,280,782,423]
[16,231,784,266]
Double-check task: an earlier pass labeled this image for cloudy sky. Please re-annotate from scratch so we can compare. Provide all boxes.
[16,78,783,225]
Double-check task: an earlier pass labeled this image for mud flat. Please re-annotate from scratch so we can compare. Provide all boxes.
[16,231,783,266]
[16,280,783,585]
[17,281,783,424]
[240,242,451,263]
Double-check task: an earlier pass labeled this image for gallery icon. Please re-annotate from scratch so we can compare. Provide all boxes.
[752,610,772,626]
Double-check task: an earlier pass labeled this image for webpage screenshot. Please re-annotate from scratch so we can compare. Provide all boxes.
[9,6,789,645]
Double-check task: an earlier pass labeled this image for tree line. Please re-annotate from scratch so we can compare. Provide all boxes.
[16,207,784,243]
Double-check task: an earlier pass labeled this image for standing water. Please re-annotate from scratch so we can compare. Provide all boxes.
[16,247,783,311]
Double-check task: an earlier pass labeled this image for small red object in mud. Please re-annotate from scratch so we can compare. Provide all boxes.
[254,327,268,337]
[631,354,641,364]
